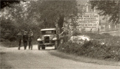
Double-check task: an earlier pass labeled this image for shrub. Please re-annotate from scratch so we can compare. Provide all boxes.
[57,36,120,61]
[72,30,81,36]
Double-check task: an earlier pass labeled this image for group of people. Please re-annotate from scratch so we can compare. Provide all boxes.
[17,29,33,50]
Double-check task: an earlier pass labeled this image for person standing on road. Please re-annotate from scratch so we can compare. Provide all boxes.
[17,30,23,50]
[28,29,33,50]
[23,30,28,50]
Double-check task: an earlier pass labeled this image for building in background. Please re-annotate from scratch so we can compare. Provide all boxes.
[76,1,99,33]
[76,0,119,33]
[64,0,119,36]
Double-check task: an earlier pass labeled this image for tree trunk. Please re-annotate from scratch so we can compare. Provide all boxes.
[56,15,64,47]
[58,15,64,33]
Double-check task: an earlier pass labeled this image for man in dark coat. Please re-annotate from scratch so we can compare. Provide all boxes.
[28,29,33,50]
[17,30,23,50]
[23,30,28,50]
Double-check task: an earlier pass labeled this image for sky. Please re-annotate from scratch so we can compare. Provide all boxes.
[77,0,88,5]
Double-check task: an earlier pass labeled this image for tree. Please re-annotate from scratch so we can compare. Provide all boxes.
[0,0,79,42]
[0,0,41,41]
[0,0,22,9]
[1,0,78,33]
[35,0,78,33]
[0,16,18,41]
[89,0,120,24]
[31,0,78,46]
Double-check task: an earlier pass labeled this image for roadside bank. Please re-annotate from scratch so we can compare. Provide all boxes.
[49,50,120,66]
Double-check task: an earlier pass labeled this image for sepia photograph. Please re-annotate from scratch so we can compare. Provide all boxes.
[0,0,120,69]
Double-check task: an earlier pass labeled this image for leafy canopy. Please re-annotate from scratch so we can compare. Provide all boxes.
[37,0,78,30]
[90,0,120,24]
[0,0,23,9]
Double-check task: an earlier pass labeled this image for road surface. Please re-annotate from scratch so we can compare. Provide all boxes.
[0,45,120,69]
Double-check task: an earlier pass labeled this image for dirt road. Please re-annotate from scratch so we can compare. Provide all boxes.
[0,45,120,69]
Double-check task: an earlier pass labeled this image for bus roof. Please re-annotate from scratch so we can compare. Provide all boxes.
[41,28,56,31]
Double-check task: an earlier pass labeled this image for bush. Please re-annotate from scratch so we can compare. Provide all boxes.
[102,33,111,36]
[57,36,120,61]
[0,40,18,47]
[72,30,81,36]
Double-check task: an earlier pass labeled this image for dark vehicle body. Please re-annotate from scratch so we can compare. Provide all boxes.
[37,28,57,50]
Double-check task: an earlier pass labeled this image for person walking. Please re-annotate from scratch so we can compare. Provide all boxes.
[23,30,28,50]
[28,29,33,50]
[17,30,23,50]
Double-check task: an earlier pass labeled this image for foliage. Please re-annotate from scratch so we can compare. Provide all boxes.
[89,0,120,24]
[58,35,120,61]
[0,0,22,9]
[80,33,112,39]
[35,0,78,32]
[0,0,79,42]
[0,1,41,41]
[0,17,18,41]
